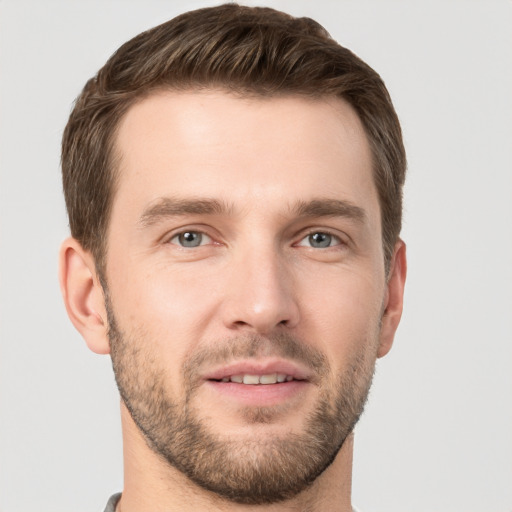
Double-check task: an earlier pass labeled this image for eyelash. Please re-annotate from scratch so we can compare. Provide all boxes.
[295,230,344,249]
[168,230,213,248]
[166,228,346,250]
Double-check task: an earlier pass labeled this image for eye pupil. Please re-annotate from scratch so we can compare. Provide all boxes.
[179,231,202,247]
[309,232,331,248]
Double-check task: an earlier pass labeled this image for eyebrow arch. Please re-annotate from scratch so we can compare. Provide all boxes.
[292,198,366,223]
[139,197,231,228]
[138,196,366,229]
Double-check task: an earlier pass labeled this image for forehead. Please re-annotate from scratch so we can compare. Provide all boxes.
[112,89,377,221]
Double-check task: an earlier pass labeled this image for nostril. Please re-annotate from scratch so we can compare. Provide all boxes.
[233,320,250,327]
[222,287,300,333]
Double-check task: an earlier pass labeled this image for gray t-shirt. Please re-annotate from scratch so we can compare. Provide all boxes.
[103,493,121,512]
[103,493,361,511]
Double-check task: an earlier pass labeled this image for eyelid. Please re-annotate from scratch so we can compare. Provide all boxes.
[169,231,213,247]
[294,228,347,248]
[162,225,217,246]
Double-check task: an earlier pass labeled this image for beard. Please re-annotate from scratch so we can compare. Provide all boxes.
[106,295,377,505]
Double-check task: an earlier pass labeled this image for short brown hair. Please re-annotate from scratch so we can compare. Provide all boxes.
[62,3,406,274]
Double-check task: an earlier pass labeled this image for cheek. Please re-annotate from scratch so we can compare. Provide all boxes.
[299,267,384,362]
[108,260,222,357]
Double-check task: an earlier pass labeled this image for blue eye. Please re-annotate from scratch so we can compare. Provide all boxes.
[298,232,341,248]
[309,232,332,248]
[170,231,211,248]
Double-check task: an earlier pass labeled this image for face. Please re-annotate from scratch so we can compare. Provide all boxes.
[105,90,389,503]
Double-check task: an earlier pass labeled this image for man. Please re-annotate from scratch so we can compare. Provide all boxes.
[59,4,406,511]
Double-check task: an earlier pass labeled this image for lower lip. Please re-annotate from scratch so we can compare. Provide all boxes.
[204,380,310,406]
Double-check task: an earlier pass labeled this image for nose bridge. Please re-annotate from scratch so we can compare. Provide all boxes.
[222,238,299,333]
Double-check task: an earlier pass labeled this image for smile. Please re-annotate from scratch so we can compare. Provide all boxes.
[213,373,297,385]
[202,360,312,407]
[203,358,312,384]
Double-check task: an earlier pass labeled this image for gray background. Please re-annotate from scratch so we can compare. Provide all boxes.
[1,1,511,511]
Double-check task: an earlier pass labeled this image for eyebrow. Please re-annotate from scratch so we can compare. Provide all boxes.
[138,196,366,228]
[139,198,231,227]
[292,198,366,223]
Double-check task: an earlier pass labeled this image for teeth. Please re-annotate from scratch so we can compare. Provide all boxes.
[259,373,277,384]
[243,374,260,385]
[222,373,294,384]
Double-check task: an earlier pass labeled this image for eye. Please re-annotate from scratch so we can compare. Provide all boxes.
[169,231,212,248]
[297,231,342,249]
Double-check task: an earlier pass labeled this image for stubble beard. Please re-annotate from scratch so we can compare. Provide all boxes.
[106,296,377,505]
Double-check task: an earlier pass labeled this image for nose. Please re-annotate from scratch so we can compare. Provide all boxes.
[221,245,300,334]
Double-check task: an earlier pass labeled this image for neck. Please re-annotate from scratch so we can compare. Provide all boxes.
[118,402,354,512]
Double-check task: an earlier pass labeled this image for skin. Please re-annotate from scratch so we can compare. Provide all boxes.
[59,90,406,512]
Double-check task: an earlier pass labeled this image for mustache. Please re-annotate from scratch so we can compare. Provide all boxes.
[182,332,329,385]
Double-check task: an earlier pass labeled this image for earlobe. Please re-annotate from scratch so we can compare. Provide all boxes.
[377,240,407,358]
[59,238,110,354]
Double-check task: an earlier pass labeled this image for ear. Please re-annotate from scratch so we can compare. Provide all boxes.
[59,237,110,354]
[377,239,407,358]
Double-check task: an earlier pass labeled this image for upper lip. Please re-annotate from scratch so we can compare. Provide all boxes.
[203,358,313,382]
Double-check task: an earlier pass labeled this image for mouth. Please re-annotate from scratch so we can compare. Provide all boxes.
[203,358,312,384]
[201,359,312,407]
[212,373,298,385]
